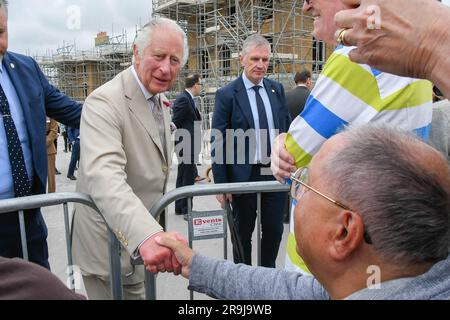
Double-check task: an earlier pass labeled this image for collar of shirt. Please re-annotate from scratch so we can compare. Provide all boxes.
[296,84,308,88]
[131,66,157,108]
[242,72,265,92]
[185,89,195,101]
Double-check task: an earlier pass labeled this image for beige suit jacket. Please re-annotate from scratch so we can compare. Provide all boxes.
[71,67,172,284]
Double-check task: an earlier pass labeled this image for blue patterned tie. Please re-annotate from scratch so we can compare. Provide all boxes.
[0,84,31,197]
[252,86,271,158]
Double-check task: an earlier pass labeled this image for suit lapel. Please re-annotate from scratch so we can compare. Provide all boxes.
[264,79,280,129]
[234,76,255,129]
[3,53,45,184]
[123,68,167,163]
[3,54,35,133]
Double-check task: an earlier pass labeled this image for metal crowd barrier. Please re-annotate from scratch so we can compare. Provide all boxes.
[135,181,290,300]
[0,192,124,300]
[0,182,289,300]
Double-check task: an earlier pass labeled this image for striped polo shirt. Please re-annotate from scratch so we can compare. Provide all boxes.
[285,45,433,274]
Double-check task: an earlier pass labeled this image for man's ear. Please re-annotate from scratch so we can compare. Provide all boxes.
[329,210,365,261]
[133,44,140,65]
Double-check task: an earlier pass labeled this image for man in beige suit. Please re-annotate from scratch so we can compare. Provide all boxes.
[71,17,188,299]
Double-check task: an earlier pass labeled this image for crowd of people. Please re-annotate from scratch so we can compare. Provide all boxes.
[0,0,449,300]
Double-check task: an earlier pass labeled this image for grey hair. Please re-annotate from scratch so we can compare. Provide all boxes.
[241,34,271,56]
[324,124,450,266]
[0,0,8,15]
[133,17,188,67]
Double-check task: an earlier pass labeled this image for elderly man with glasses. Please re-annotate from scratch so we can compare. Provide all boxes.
[153,123,450,300]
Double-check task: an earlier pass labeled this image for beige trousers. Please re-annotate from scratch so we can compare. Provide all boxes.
[47,153,56,193]
[82,275,145,300]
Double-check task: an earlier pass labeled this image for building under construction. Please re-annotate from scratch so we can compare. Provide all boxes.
[37,1,330,159]
[154,0,329,92]
[152,0,331,158]
[38,0,329,102]
[37,31,132,103]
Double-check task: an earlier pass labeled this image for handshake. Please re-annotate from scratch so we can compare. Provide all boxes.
[138,231,194,278]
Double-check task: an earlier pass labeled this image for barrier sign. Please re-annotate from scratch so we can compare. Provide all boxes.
[188,210,227,241]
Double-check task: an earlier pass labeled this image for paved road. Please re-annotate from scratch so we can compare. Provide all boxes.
[43,137,290,300]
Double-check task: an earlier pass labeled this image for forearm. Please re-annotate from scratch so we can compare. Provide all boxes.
[189,254,329,300]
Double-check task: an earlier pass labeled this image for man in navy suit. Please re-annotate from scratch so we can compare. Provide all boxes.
[172,74,202,216]
[211,34,291,267]
[0,1,82,269]
[286,70,312,120]
[67,126,80,181]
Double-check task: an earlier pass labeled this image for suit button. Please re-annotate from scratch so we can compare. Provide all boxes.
[162,166,168,173]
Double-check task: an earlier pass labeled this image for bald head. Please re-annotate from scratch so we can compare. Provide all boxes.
[321,124,450,266]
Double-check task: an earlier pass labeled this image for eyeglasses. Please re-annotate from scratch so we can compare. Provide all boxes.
[290,167,351,210]
[290,167,373,244]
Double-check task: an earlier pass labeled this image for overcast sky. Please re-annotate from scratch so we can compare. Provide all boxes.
[6,0,450,57]
[8,0,152,56]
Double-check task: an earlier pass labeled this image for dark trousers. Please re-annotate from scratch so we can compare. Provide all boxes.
[62,132,69,152]
[231,165,287,268]
[68,139,80,177]
[175,162,196,214]
[0,210,50,269]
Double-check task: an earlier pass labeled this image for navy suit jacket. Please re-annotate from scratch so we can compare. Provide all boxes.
[3,52,82,197]
[211,76,291,183]
[172,90,202,162]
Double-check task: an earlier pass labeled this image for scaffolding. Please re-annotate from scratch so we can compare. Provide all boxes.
[152,0,330,144]
[37,2,330,161]
[37,31,132,103]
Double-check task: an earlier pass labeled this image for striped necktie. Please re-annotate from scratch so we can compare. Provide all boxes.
[150,95,166,153]
[0,84,32,197]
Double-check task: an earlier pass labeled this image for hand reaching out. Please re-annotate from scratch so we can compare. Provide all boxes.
[334,0,450,91]
[270,133,296,183]
[139,231,187,275]
[216,193,233,209]
[155,235,194,278]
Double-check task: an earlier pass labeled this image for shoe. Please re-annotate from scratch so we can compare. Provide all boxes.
[175,211,185,216]
[55,169,61,175]
[67,175,77,181]
[183,214,188,221]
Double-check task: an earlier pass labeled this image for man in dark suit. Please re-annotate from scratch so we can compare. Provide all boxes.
[286,70,312,120]
[67,126,80,180]
[211,34,291,267]
[172,74,202,216]
[0,1,82,269]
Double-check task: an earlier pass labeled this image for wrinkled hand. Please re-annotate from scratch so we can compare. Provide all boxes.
[335,0,450,82]
[216,194,232,209]
[155,235,194,279]
[139,231,187,275]
[270,133,296,183]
